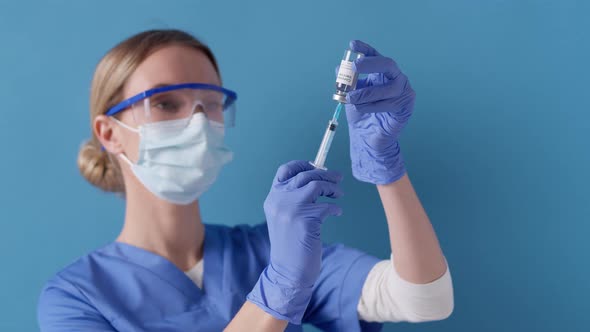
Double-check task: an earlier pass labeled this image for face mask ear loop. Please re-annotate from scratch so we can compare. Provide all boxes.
[117,152,134,168]
[108,117,139,167]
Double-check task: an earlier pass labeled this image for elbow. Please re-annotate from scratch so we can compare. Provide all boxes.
[429,292,454,321]
[433,272,455,321]
[359,258,455,324]
[402,288,454,323]
[441,293,454,320]
[405,264,455,323]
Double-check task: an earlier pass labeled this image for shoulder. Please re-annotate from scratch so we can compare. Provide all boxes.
[41,243,122,289]
[39,243,117,297]
[38,245,117,329]
[40,244,112,289]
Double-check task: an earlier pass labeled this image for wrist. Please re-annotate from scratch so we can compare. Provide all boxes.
[352,141,406,184]
[247,265,314,325]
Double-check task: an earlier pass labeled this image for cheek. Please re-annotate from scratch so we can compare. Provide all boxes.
[121,130,140,163]
[117,111,141,163]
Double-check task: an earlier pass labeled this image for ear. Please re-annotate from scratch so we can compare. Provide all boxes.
[94,115,123,154]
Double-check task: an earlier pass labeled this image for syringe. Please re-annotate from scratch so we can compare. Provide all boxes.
[310,47,363,170]
[311,103,344,170]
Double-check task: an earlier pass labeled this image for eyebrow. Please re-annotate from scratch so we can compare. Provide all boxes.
[147,83,176,90]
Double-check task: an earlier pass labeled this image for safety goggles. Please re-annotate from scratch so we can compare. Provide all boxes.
[106,83,238,128]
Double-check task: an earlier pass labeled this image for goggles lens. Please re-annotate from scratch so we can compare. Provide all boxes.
[107,84,237,129]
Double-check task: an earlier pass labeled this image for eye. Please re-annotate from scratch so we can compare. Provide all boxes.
[204,101,224,113]
[153,99,182,113]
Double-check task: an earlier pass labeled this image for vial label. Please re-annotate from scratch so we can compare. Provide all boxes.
[336,60,355,86]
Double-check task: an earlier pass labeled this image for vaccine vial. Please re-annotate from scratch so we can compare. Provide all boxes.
[333,49,364,103]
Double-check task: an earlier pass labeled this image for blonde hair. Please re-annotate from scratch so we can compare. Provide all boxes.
[78,29,220,192]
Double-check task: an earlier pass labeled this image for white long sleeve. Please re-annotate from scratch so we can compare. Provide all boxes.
[357,254,454,322]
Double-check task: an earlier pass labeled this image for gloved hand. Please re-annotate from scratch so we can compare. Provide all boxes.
[247,160,343,324]
[345,40,416,185]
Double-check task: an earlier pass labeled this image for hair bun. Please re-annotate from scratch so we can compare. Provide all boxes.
[77,140,124,192]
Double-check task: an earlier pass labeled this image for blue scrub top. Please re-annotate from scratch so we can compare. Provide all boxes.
[38,223,383,331]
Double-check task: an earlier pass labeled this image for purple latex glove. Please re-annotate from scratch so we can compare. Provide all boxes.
[345,40,416,185]
[247,160,343,324]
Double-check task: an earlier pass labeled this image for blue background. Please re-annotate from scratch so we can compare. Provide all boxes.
[0,0,588,331]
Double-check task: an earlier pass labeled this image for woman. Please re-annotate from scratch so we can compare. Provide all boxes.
[38,29,453,331]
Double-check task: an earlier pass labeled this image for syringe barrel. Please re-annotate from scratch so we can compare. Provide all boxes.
[313,120,338,169]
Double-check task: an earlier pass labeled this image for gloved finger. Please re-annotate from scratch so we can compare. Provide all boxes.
[349,40,381,56]
[275,160,315,183]
[301,181,344,202]
[315,203,343,220]
[346,79,406,105]
[353,56,401,80]
[344,102,363,124]
[288,169,343,189]
[354,89,416,120]
[355,77,369,89]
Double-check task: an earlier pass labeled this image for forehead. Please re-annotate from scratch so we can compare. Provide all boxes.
[123,45,220,97]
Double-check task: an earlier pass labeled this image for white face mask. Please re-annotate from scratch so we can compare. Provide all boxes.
[113,113,233,205]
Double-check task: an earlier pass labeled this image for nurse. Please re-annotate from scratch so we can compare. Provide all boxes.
[38,29,454,331]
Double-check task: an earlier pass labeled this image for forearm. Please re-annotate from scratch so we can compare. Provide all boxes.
[225,301,288,332]
[377,173,447,284]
